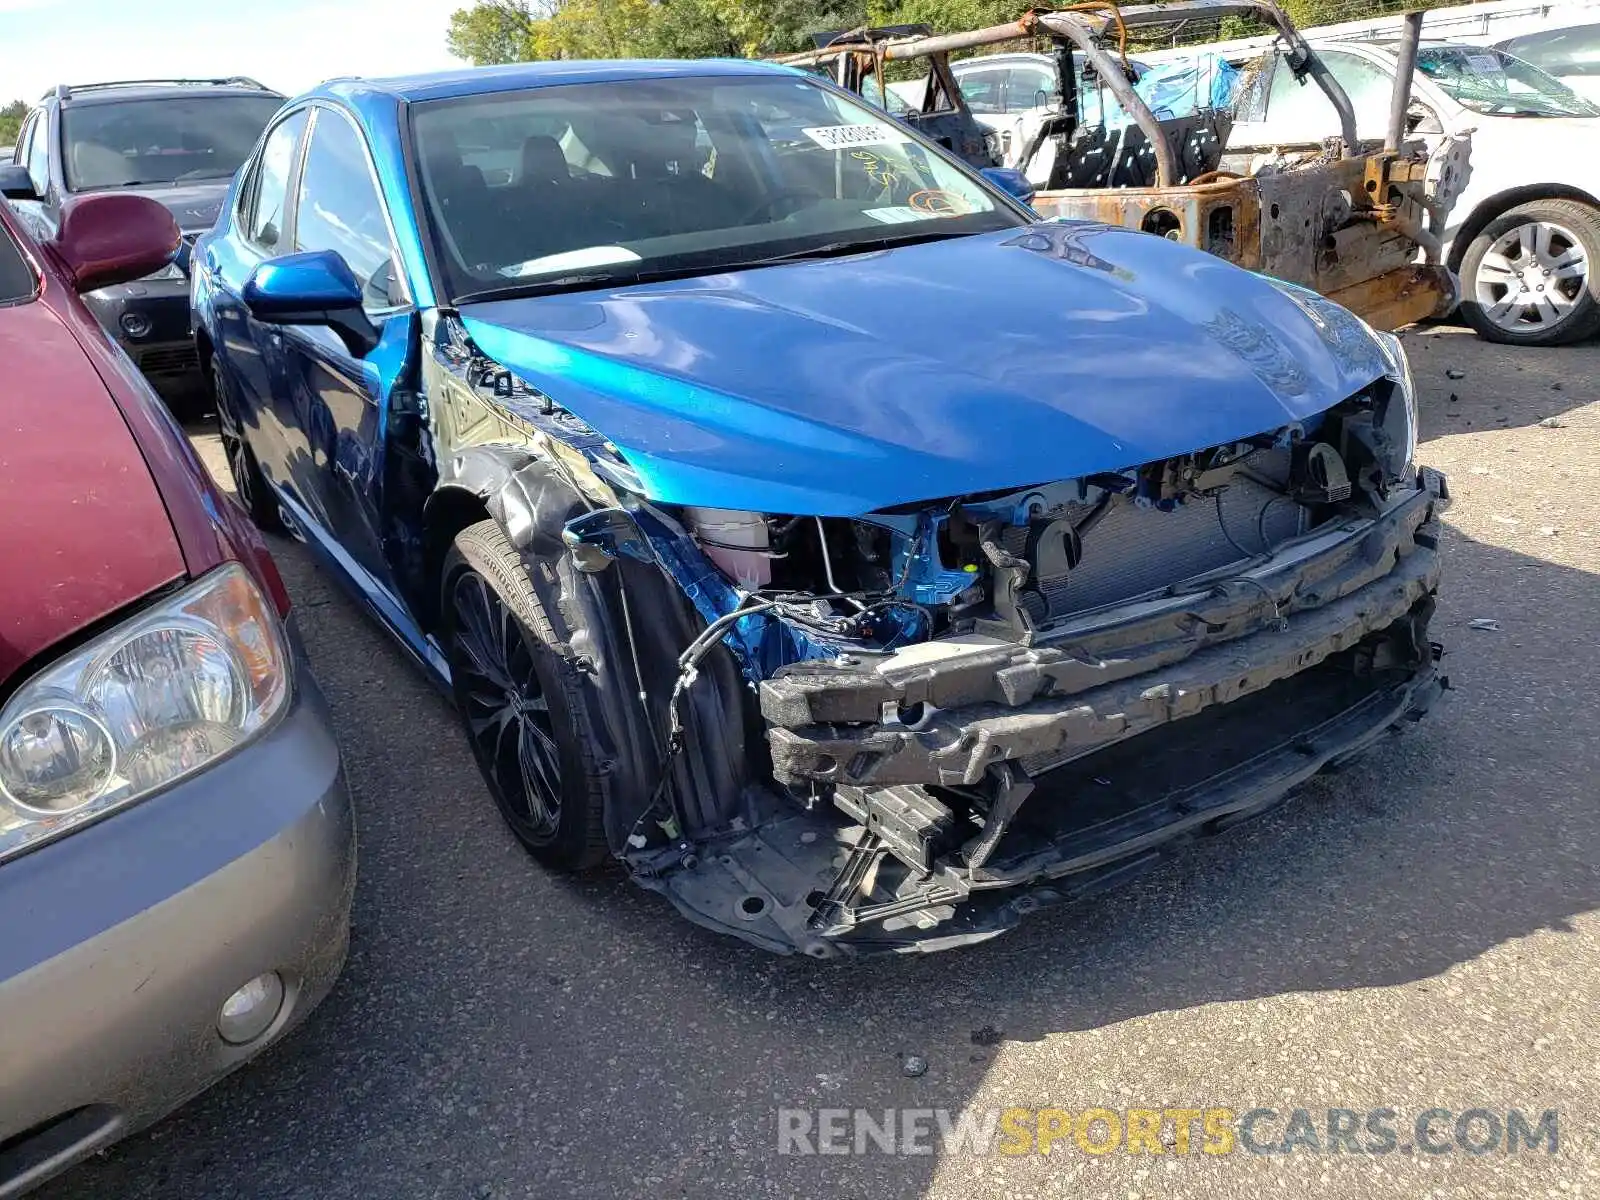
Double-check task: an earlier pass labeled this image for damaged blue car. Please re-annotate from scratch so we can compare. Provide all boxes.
[192,59,1447,956]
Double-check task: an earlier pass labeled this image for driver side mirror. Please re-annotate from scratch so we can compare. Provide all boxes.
[46,193,179,293]
[0,163,39,201]
[243,250,381,358]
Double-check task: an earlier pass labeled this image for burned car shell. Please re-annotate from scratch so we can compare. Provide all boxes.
[193,60,1445,956]
[780,0,1471,333]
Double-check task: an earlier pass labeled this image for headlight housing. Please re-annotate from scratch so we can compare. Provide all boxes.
[0,563,289,862]
[1374,329,1420,480]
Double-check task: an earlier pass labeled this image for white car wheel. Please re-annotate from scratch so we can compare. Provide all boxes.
[1460,199,1600,346]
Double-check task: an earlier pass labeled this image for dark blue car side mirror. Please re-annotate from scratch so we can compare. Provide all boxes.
[980,166,1037,209]
[0,163,38,201]
[243,250,380,358]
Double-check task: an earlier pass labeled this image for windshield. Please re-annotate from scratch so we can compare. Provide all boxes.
[1416,46,1600,117]
[411,74,1022,303]
[63,95,284,191]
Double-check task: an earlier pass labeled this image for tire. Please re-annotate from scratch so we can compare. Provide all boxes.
[211,356,283,532]
[441,519,610,871]
[1459,198,1600,346]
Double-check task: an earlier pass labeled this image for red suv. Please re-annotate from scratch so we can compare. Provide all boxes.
[0,193,353,1194]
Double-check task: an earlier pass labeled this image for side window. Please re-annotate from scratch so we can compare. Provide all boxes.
[293,109,401,310]
[246,109,308,252]
[1264,51,1393,141]
[25,113,49,192]
[959,69,1011,115]
[1008,66,1057,112]
[1322,52,1398,139]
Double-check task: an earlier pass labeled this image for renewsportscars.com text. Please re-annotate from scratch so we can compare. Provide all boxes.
[777,1106,1560,1157]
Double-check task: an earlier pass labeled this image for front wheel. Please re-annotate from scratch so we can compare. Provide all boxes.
[441,519,610,871]
[1459,199,1600,346]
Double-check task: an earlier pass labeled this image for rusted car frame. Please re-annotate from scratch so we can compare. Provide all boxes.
[777,2,1470,330]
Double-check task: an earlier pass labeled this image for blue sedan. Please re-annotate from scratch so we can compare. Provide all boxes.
[192,58,1447,956]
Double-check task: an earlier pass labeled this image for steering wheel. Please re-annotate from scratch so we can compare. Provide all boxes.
[739,189,817,225]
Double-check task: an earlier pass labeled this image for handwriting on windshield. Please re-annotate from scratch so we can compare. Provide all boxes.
[851,149,899,191]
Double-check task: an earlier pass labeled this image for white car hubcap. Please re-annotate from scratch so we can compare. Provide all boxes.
[1475,219,1589,333]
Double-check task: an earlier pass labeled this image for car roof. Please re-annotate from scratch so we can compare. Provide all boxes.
[317,58,801,106]
[952,52,1057,68]
[951,50,1150,71]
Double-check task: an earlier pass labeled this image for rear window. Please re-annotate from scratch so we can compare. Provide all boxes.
[62,95,283,191]
[0,218,35,304]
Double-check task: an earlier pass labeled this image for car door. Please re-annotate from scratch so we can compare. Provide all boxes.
[1005,62,1061,184]
[202,108,310,491]
[278,103,417,597]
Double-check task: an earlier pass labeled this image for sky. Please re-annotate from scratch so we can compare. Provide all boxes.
[0,0,466,106]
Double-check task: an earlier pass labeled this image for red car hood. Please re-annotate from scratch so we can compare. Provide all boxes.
[0,299,183,685]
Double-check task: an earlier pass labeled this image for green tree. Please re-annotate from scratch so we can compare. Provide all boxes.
[0,100,27,149]
[644,0,743,59]
[445,0,1462,65]
[447,0,537,64]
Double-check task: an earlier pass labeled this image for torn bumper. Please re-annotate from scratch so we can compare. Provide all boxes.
[636,475,1448,957]
[764,479,1444,789]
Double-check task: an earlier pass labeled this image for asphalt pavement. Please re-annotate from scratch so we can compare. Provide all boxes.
[37,325,1600,1200]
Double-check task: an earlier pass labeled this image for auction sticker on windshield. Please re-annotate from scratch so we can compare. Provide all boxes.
[802,124,914,149]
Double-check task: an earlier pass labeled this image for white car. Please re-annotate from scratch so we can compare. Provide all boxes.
[1494,21,1600,103]
[1228,38,1600,345]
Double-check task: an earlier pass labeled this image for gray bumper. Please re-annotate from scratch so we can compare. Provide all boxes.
[764,482,1445,788]
[634,477,1449,956]
[0,649,355,1198]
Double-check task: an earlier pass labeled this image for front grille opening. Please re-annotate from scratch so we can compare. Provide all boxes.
[137,344,200,375]
[983,630,1425,876]
[0,1105,120,1193]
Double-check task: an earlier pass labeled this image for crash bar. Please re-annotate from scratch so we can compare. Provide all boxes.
[1385,11,1425,153]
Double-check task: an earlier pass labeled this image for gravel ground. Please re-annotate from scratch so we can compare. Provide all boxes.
[35,325,1600,1200]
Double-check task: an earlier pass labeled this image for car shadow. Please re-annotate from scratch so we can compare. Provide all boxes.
[41,367,1600,1200]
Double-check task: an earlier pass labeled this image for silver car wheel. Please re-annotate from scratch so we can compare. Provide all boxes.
[1474,218,1589,334]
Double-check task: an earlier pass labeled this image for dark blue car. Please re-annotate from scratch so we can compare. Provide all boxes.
[192,58,1448,956]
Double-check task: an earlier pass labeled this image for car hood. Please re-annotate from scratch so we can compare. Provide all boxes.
[0,298,184,686]
[460,223,1390,516]
[122,180,231,236]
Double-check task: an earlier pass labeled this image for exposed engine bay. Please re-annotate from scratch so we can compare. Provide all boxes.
[404,281,1448,957]
[533,365,1446,955]
[670,379,1407,650]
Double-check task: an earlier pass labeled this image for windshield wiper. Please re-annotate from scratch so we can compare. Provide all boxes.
[451,229,978,305]
[735,228,975,267]
[453,264,707,305]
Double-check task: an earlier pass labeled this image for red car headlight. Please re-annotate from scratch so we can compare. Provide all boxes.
[0,563,289,859]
